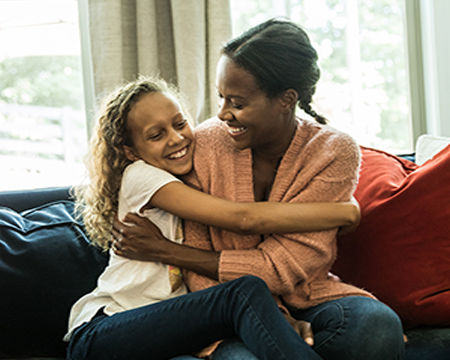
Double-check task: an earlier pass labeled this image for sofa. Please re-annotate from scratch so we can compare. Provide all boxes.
[1,135,449,359]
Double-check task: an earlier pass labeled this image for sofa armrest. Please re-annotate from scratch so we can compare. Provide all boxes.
[0,186,73,212]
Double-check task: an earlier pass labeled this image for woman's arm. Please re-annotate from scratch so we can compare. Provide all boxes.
[149,181,359,234]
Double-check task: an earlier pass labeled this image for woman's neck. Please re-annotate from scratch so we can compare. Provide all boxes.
[251,117,297,201]
[252,116,297,162]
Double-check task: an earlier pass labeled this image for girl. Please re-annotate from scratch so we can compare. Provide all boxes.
[65,77,359,360]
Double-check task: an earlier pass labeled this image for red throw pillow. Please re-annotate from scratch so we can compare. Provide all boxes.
[332,145,450,328]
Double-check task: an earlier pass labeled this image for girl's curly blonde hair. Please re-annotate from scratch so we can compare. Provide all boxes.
[75,76,183,250]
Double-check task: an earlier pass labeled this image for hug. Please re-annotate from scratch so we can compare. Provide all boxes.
[1,12,449,360]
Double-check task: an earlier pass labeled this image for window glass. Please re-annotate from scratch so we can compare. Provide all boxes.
[230,0,412,154]
[0,0,87,191]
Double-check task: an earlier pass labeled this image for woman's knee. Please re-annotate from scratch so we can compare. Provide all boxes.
[339,297,405,359]
[306,297,405,359]
[351,297,403,337]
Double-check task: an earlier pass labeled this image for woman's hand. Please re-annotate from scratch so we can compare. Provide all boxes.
[112,213,172,262]
[283,312,314,346]
[113,213,221,279]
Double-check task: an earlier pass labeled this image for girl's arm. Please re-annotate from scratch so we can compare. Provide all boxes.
[148,181,359,234]
[113,181,359,279]
[113,182,360,280]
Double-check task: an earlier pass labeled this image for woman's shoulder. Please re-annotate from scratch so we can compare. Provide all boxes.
[194,117,236,153]
[194,117,224,138]
[298,119,360,161]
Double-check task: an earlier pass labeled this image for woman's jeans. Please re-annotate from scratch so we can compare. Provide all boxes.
[66,275,319,360]
[211,296,406,360]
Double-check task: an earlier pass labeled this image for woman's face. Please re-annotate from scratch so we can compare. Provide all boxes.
[215,55,291,153]
[124,92,195,175]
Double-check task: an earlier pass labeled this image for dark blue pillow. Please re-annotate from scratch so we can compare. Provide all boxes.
[0,201,108,358]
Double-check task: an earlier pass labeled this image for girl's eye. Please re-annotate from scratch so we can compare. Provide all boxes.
[147,132,162,141]
[174,119,187,129]
[232,103,243,110]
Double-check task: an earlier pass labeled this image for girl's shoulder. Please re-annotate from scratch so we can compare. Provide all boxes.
[123,160,174,180]
[121,160,180,195]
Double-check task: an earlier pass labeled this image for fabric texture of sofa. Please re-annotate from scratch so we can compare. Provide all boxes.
[0,135,449,359]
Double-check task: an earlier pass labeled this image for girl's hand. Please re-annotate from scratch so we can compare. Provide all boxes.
[112,213,172,262]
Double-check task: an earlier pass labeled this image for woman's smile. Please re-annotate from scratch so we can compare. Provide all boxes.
[226,123,248,137]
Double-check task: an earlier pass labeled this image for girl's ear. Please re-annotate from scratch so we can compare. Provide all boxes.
[279,89,298,112]
[123,145,140,162]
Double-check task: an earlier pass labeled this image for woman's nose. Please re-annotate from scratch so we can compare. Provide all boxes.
[217,100,230,122]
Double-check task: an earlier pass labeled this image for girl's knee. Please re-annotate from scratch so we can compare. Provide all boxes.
[228,275,270,298]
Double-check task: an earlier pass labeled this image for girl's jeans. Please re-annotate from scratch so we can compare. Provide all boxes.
[66,275,320,360]
[211,296,406,360]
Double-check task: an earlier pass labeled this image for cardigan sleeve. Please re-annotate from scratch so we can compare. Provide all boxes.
[218,135,361,296]
[181,143,222,292]
[182,220,221,292]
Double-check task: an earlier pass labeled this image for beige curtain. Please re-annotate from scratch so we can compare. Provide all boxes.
[87,0,232,129]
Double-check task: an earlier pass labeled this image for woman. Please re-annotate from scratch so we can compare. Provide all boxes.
[114,19,405,359]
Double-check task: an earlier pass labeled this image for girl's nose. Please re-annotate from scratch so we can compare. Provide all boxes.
[168,129,184,145]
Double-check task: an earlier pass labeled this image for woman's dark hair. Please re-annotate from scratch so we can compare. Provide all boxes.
[222,18,326,124]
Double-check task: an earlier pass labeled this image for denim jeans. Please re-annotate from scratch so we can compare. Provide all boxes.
[211,338,259,360]
[212,296,406,360]
[67,275,319,360]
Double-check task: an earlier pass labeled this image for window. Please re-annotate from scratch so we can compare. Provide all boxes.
[230,0,412,154]
[0,0,87,191]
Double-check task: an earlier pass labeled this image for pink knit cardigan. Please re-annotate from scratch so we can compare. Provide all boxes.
[183,117,373,309]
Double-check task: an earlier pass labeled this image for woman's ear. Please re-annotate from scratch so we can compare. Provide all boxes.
[123,145,140,162]
[279,89,298,112]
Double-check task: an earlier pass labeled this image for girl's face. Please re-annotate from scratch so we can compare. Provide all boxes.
[124,92,195,176]
[215,55,293,154]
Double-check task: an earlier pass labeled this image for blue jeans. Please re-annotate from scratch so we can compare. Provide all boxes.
[212,296,406,360]
[66,275,319,360]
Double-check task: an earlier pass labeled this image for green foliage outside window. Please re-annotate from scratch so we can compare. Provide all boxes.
[0,55,83,109]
